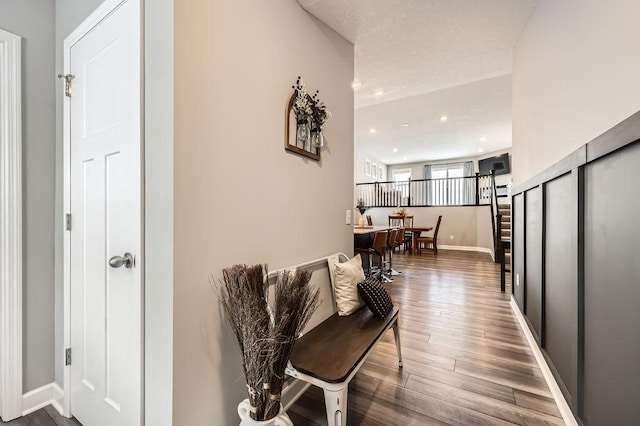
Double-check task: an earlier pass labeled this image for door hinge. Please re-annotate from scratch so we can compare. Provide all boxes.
[65,348,71,366]
[65,213,71,231]
[57,73,75,97]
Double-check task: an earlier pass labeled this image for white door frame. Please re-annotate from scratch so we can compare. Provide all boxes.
[0,28,23,423]
[62,0,144,418]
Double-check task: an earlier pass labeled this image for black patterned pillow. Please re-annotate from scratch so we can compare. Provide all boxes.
[357,277,393,319]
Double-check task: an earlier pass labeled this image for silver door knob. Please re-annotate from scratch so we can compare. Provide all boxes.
[109,252,134,269]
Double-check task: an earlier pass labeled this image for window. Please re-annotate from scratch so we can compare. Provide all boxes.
[392,168,411,182]
[425,162,474,205]
[430,164,465,179]
[392,168,411,199]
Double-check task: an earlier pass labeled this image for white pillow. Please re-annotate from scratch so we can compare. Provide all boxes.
[333,254,366,316]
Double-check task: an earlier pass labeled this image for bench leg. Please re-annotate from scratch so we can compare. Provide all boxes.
[323,387,347,426]
[392,320,403,368]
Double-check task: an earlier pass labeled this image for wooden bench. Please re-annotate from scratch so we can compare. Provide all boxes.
[283,253,403,426]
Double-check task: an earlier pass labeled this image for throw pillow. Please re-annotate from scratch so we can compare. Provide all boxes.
[333,254,366,316]
[357,277,394,319]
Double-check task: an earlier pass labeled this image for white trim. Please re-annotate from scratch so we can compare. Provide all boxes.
[51,383,64,416]
[510,298,578,426]
[0,28,22,423]
[438,245,494,257]
[22,383,54,416]
[62,0,142,419]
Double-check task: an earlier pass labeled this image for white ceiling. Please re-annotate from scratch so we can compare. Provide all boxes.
[298,0,539,165]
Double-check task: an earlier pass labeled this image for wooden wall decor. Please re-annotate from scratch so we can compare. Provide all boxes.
[285,91,320,161]
[284,77,331,161]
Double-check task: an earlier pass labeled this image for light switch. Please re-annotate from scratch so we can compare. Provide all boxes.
[346,210,351,225]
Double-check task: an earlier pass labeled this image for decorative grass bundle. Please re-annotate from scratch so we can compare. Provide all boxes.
[218,264,320,421]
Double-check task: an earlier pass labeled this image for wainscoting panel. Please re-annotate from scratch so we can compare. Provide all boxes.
[583,142,640,425]
[543,172,577,408]
[524,186,542,343]
[511,110,640,425]
[512,193,525,312]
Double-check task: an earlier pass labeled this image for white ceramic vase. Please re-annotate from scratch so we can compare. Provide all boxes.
[358,215,365,227]
[237,399,293,426]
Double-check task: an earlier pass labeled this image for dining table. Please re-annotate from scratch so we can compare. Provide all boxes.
[404,226,433,254]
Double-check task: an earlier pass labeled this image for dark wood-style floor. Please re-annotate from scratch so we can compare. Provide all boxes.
[288,250,563,425]
[1,406,80,426]
[4,251,560,426]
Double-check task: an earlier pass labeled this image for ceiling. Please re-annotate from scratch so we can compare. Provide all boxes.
[298,0,539,164]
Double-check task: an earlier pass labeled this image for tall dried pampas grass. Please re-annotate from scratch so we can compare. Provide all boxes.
[218,264,320,421]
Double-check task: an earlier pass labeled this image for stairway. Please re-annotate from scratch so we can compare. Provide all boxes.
[498,203,511,265]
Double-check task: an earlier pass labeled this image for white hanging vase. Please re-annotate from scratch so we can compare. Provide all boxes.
[237,399,293,426]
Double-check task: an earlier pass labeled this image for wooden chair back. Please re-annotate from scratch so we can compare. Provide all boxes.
[372,232,387,255]
[387,229,398,250]
[433,215,443,242]
[403,215,414,228]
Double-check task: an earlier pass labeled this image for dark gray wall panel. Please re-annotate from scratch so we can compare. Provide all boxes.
[544,173,577,406]
[513,194,525,312]
[525,187,542,342]
[584,142,640,425]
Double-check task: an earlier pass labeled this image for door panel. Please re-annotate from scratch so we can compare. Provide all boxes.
[69,1,141,425]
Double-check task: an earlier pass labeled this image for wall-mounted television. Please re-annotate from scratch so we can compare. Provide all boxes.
[478,153,510,176]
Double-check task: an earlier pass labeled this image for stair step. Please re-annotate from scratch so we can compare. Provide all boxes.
[501,223,510,229]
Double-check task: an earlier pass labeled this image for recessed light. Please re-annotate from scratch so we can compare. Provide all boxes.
[479,137,487,142]
[403,123,409,127]
[369,128,377,134]
[392,148,398,153]
[374,89,384,96]
[478,148,484,153]
[403,157,408,161]
[440,115,448,122]
[351,80,362,88]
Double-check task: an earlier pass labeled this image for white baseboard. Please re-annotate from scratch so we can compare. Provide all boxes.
[510,298,578,426]
[51,383,64,415]
[439,245,494,257]
[22,383,54,416]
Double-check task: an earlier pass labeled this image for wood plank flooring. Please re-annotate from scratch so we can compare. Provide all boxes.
[288,250,563,425]
[1,406,81,426]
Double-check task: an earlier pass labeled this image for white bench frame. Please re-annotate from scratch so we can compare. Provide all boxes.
[274,253,403,426]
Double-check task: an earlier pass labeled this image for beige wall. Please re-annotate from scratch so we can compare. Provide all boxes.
[513,0,640,184]
[174,0,354,424]
[366,207,493,251]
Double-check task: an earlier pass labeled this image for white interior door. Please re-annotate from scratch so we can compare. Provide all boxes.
[68,1,141,425]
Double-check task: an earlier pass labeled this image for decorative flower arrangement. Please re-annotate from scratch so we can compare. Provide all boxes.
[394,208,408,217]
[218,264,320,423]
[356,198,368,215]
[311,90,332,131]
[291,76,313,124]
[290,77,332,149]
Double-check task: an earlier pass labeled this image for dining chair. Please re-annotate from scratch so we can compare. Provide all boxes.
[355,231,387,279]
[395,228,405,252]
[386,229,400,276]
[388,215,403,228]
[402,215,414,251]
[417,215,442,255]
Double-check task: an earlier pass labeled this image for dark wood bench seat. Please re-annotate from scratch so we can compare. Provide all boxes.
[289,306,400,383]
